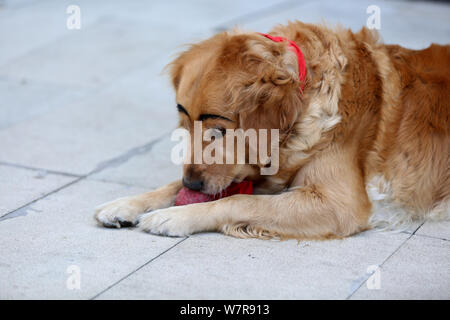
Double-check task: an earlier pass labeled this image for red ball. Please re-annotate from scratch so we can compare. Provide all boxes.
[175,181,253,206]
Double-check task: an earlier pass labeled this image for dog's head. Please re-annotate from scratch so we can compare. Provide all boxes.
[168,31,304,194]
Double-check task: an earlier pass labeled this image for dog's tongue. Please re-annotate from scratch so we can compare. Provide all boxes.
[175,181,253,206]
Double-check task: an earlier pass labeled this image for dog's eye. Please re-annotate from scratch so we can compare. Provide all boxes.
[206,127,226,140]
[215,127,227,137]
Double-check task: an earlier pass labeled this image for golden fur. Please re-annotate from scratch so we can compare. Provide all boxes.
[95,21,450,240]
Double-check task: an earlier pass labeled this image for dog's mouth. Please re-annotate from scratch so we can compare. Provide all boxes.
[204,166,259,195]
[202,180,233,195]
[203,176,253,196]
[202,180,254,201]
[191,166,256,195]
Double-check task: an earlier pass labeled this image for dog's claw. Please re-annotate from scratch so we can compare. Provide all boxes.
[94,197,144,229]
[118,220,134,228]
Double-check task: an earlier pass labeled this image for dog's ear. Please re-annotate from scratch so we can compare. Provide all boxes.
[237,87,300,133]
[226,35,303,133]
[168,55,184,91]
[246,37,301,89]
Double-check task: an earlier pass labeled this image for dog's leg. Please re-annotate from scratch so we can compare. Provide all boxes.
[139,149,372,239]
[138,184,371,239]
[95,180,182,228]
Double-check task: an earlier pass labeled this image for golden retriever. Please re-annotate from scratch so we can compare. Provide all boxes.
[95,21,449,240]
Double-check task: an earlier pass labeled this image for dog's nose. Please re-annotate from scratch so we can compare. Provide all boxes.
[182,177,204,191]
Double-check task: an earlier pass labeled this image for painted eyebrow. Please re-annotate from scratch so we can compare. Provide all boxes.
[176,104,189,117]
[199,114,233,122]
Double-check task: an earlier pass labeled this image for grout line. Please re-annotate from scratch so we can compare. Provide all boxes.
[0,177,84,221]
[412,233,450,242]
[346,224,450,299]
[88,134,167,175]
[0,160,83,178]
[85,176,163,191]
[0,132,170,221]
[411,221,425,235]
[345,233,413,299]
[399,220,426,235]
[89,237,189,300]
[84,176,147,189]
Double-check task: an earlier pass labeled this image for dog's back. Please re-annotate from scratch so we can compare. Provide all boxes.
[384,44,449,210]
[271,23,449,222]
[362,41,450,227]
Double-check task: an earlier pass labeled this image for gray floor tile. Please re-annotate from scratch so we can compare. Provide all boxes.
[0,0,71,66]
[0,17,187,88]
[0,0,285,85]
[90,135,182,189]
[0,77,92,129]
[233,0,450,49]
[416,221,450,241]
[0,61,179,175]
[97,231,409,299]
[351,235,450,299]
[0,164,76,217]
[0,179,182,299]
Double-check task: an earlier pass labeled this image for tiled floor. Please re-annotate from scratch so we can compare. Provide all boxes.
[0,0,449,299]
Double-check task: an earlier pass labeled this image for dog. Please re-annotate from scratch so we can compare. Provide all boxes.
[95,21,449,240]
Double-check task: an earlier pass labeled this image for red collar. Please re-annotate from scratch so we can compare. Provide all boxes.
[259,33,307,92]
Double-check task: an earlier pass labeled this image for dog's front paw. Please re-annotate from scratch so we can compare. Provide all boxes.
[95,197,145,228]
[138,206,197,237]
